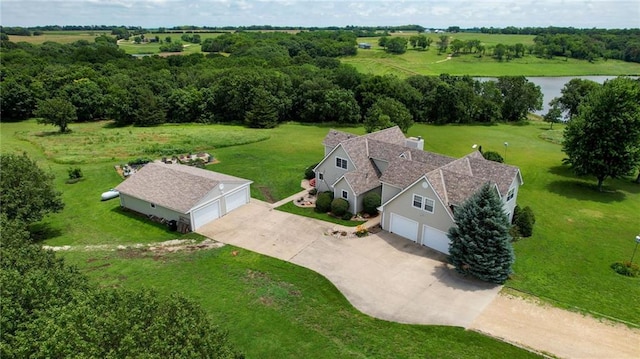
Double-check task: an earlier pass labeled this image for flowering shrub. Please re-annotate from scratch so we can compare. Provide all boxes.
[355,225,368,237]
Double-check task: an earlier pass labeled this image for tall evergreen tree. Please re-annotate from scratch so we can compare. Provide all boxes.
[448,183,514,284]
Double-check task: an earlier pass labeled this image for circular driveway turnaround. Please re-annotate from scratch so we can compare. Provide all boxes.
[197,200,501,327]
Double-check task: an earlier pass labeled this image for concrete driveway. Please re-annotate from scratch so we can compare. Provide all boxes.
[197,199,500,327]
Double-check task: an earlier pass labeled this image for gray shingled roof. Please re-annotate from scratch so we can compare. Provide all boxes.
[342,170,383,195]
[322,129,359,150]
[115,162,251,214]
[323,127,521,212]
[363,126,406,145]
[380,158,438,189]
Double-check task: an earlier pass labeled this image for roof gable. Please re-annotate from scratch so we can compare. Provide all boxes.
[115,162,251,213]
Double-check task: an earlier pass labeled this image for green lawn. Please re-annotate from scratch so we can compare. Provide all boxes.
[59,246,539,358]
[344,34,640,77]
[2,119,638,338]
[276,201,366,227]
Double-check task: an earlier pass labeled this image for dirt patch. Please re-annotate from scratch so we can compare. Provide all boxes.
[470,292,640,358]
[43,239,224,254]
[257,186,276,203]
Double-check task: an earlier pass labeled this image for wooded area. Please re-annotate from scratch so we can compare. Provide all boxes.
[1,30,546,130]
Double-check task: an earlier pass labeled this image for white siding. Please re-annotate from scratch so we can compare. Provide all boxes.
[119,193,184,222]
[381,178,455,242]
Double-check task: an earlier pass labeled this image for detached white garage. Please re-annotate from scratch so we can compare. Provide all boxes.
[116,162,252,232]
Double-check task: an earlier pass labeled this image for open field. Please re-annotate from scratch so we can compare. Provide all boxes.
[59,246,538,358]
[8,31,640,76]
[343,49,640,77]
[8,31,111,44]
[2,119,638,331]
[117,32,223,55]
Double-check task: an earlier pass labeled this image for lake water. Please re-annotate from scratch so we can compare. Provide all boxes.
[477,76,636,116]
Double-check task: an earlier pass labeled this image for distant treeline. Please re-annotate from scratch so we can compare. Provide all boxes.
[0,32,543,130]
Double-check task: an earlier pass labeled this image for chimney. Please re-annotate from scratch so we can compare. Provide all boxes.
[405,136,425,151]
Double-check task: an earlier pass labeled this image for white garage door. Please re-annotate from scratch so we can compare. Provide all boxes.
[422,225,450,254]
[191,200,220,230]
[224,187,248,213]
[389,213,419,242]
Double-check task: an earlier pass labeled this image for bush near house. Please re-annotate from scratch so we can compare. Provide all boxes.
[362,192,381,216]
[331,198,349,217]
[483,151,504,163]
[304,163,318,180]
[512,205,536,237]
[315,191,333,213]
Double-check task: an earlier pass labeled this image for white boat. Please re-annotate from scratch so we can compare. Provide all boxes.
[101,189,120,201]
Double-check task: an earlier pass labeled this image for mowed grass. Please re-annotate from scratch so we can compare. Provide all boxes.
[59,246,539,359]
[276,201,366,227]
[2,120,638,326]
[8,31,111,44]
[344,34,640,77]
[404,121,640,325]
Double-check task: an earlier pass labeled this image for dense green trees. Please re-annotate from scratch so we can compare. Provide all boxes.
[553,78,601,120]
[562,77,640,191]
[34,97,77,132]
[448,183,515,284]
[1,33,549,129]
[365,97,413,133]
[496,76,543,122]
[0,153,64,225]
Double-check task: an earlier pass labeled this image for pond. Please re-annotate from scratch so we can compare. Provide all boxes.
[477,76,637,116]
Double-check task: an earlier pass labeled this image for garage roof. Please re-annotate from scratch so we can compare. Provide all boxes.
[115,162,251,214]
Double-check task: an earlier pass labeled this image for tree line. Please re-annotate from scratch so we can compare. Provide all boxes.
[0,33,542,132]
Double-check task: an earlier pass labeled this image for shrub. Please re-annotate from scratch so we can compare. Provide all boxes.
[304,163,318,180]
[341,211,353,221]
[362,192,381,215]
[513,205,536,237]
[355,225,368,237]
[331,198,349,217]
[129,157,152,166]
[308,188,317,196]
[611,261,639,277]
[67,167,83,180]
[315,191,333,213]
[483,151,504,163]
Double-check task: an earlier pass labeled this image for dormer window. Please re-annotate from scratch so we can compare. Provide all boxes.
[336,157,348,169]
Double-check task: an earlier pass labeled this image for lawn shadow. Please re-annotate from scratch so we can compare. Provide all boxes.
[28,222,63,242]
[548,165,577,178]
[34,130,68,137]
[546,180,626,203]
[102,121,126,129]
[110,206,176,234]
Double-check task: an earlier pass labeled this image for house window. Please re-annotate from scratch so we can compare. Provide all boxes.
[412,194,435,213]
[412,194,423,209]
[424,198,435,213]
[507,188,515,201]
[318,173,324,180]
[341,190,348,199]
[336,157,348,170]
[150,203,156,209]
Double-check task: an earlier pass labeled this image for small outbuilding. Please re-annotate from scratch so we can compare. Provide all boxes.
[358,42,372,49]
[115,162,252,232]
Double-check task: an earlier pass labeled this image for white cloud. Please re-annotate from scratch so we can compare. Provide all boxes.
[0,0,638,28]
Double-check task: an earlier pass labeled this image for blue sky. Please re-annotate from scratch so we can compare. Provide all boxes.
[1,0,639,29]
